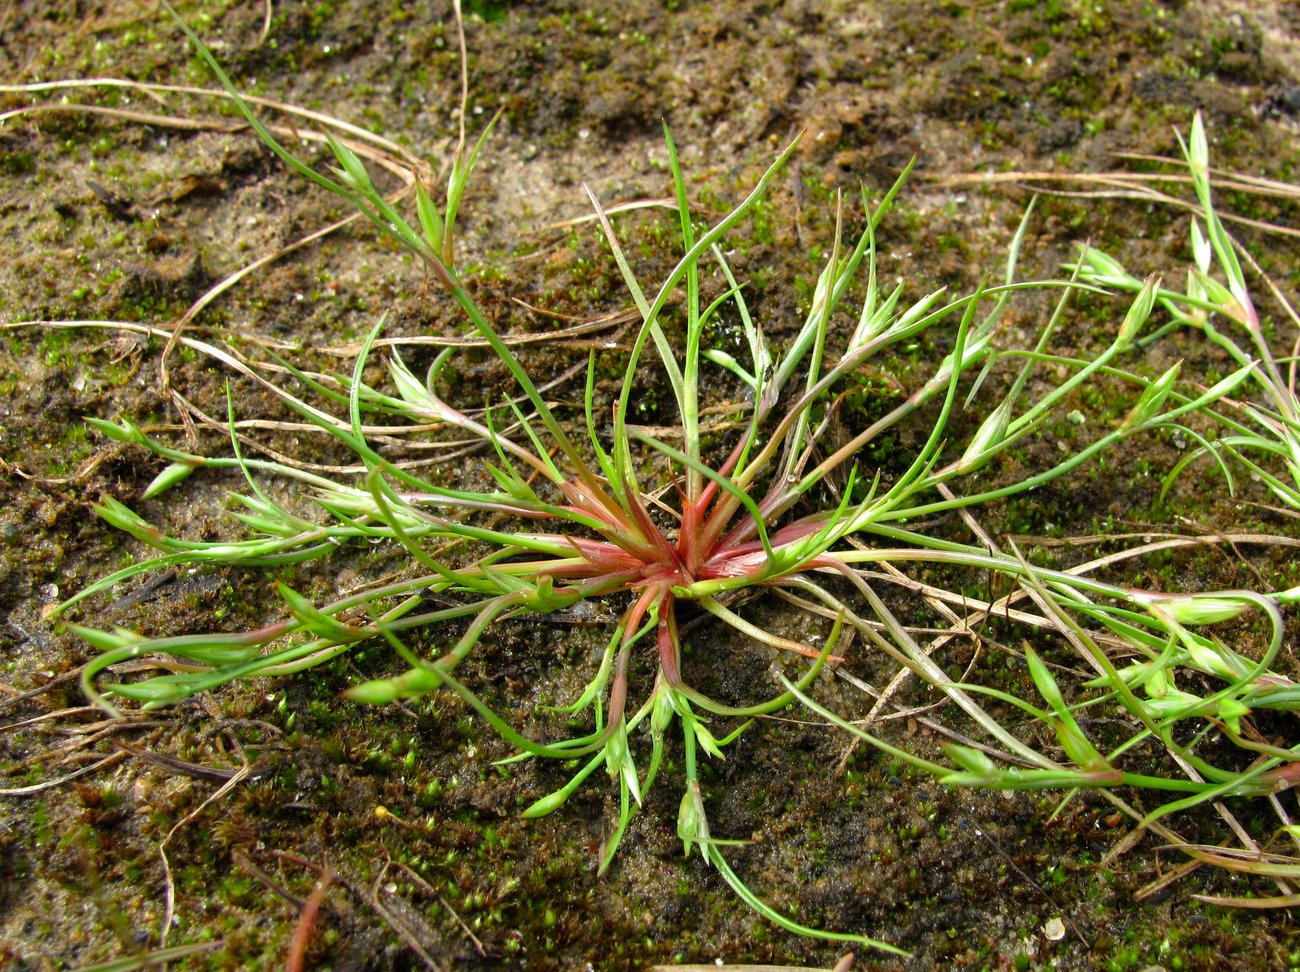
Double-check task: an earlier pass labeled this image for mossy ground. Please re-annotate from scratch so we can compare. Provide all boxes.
[3,1,1300,969]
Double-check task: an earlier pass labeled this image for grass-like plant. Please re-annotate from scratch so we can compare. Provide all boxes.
[48,15,1299,953]
[1070,112,1300,513]
[796,112,1300,909]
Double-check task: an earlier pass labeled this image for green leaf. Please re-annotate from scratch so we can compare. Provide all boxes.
[1116,274,1160,346]
[276,582,365,642]
[345,666,443,704]
[142,461,198,500]
[84,415,146,445]
[325,131,373,191]
[414,175,445,253]
[1124,362,1180,428]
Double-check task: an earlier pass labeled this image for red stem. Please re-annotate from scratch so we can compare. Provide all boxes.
[286,872,335,972]
[656,597,682,687]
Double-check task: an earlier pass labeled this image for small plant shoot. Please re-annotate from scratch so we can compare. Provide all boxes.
[49,9,1300,953]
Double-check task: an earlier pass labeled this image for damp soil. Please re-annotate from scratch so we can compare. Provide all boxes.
[2,1,1300,970]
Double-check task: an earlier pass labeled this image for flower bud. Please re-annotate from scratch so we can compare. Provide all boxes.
[1140,668,1202,717]
[955,396,1014,474]
[1190,217,1212,274]
[1051,717,1108,772]
[1123,363,1180,428]
[326,132,372,191]
[66,623,146,653]
[941,742,995,777]
[1116,275,1159,347]
[691,719,727,761]
[84,416,147,446]
[1216,697,1249,736]
[522,787,570,819]
[387,351,437,411]
[1131,591,1250,626]
[345,666,442,705]
[1074,246,1135,287]
[414,176,446,253]
[140,462,197,500]
[677,782,710,856]
[1188,111,1209,175]
[604,720,642,806]
[1192,270,1235,311]
[651,686,676,737]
